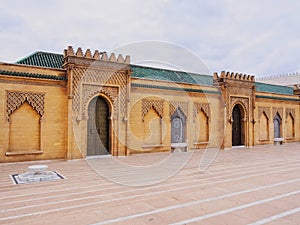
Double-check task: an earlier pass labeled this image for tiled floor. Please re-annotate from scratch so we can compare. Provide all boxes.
[1,143,300,225]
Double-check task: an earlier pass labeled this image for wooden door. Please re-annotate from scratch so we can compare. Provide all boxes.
[87,97,110,156]
[232,105,242,146]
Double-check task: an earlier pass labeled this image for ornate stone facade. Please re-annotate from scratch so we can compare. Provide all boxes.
[0,47,299,162]
[213,71,256,148]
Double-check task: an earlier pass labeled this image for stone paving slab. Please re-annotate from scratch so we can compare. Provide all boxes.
[0,143,299,225]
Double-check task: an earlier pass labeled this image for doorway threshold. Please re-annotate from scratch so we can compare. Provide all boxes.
[232,145,246,149]
[86,154,111,159]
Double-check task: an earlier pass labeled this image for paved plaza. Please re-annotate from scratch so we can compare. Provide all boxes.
[1,143,300,225]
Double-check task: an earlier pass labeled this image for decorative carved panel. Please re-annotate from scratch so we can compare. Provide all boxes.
[142,99,164,121]
[286,108,295,119]
[81,84,119,119]
[272,107,283,120]
[169,101,188,118]
[230,96,249,119]
[71,67,128,120]
[258,107,270,121]
[193,103,210,122]
[6,91,45,121]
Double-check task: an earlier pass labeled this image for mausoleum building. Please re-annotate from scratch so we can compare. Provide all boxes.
[0,46,299,162]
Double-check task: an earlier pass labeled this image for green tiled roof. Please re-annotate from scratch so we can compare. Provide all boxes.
[130,65,213,86]
[16,51,63,69]
[13,52,296,96]
[255,82,294,95]
[0,70,67,81]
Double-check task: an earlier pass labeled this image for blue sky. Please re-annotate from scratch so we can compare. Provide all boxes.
[1,0,299,77]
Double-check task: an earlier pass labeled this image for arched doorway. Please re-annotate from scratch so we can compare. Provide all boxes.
[171,108,186,143]
[232,104,244,146]
[273,113,281,138]
[87,96,110,156]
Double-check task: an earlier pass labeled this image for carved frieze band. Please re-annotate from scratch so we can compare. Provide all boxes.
[285,108,295,119]
[272,107,283,120]
[193,103,210,122]
[142,99,164,121]
[169,101,188,117]
[6,91,45,121]
[258,107,270,121]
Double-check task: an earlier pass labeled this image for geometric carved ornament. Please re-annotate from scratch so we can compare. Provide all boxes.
[285,108,295,119]
[6,91,45,121]
[71,67,128,121]
[258,106,270,121]
[169,101,188,118]
[193,102,210,122]
[81,84,119,120]
[272,107,283,120]
[142,98,164,121]
[230,97,249,119]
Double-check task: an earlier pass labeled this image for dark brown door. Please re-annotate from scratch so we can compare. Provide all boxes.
[87,97,110,156]
[232,105,242,146]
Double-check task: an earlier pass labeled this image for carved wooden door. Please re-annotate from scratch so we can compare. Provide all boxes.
[87,97,109,156]
[232,105,242,146]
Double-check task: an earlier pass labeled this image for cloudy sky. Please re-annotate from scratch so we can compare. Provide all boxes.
[1,0,299,77]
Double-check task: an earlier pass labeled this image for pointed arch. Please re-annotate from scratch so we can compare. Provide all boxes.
[142,98,164,121]
[6,91,45,121]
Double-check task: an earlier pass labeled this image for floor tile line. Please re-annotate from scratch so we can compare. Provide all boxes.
[1,169,300,222]
[247,206,300,225]
[1,163,300,212]
[170,190,300,225]
[91,180,300,225]
[2,158,299,207]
